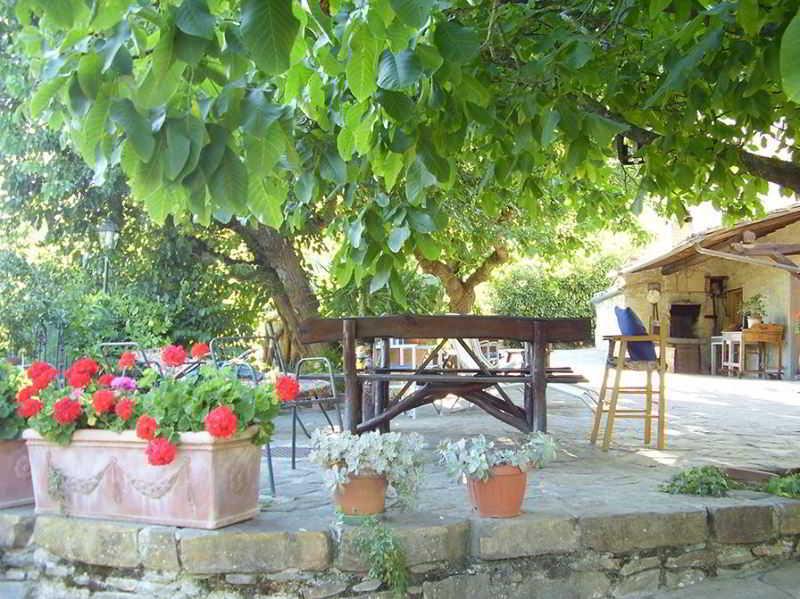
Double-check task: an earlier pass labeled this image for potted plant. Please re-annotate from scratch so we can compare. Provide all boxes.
[741,294,767,327]
[20,345,279,529]
[310,430,424,516]
[438,433,557,518]
[0,360,37,508]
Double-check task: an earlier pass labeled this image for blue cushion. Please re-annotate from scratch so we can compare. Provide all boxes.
[614,307,658,362]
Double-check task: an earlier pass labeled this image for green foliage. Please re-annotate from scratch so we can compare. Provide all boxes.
[354,517,409,598]
[765,473,800,498]
[140,366,280,446]
[741,294,767,318]
[0,361,24,440]
[438,433,558,482]
[660,466,730,497]
[488,256,621,324]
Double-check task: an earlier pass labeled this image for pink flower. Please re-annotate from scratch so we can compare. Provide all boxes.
[111,376,137,391]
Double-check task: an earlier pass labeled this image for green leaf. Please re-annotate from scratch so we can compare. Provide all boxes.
[30,77,67,118]
[346,24,382,102]
[110,99,155,161]
[540,109,560,146]
[649,0,671,18]
[176,0,216,40]
[415,234,441,260]
[137,61,186,109]
[241,0,299,76]
[408,209,436,233]
[646,27,723,107]
[736,0,759,36]
[376,89,415,121]
[418,133,450,183]
[100,20,131,72]
[387,225,410,252]
[585,113,629,147]
[77,53,102,98]
[90,0,129,31]
[77,91,110,163]
[781,10,800,103]
[174,30,210,65]
[378,50,423,90]
[389,0,434,28]
[68,76,90,116]
[242,90,285,136]
[369,256,393,292]
[321,147,347,183]
[248,176,285,228]
[210,148,249,213]
[165,120,192,181]
[434,22,480,65]
[415,44,444,73]
[32,0,80,29]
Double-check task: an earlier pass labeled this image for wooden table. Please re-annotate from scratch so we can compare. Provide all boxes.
[297,315,591,434]
[721,324,785,378]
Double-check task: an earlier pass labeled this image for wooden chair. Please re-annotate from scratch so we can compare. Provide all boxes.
[590,330,667,451]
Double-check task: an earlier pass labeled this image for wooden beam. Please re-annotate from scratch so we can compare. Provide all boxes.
[694,244,800,276]
[730,242,800,256]
[297,315,591,345]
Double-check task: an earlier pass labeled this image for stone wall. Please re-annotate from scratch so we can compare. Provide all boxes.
[2,497,799,599]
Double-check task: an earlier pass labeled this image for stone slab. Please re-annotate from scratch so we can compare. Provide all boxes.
[470,511,578,560]
[709,504,776,544]
[774,501,800,535]
[138,526,179,571]
[33,516,140,569]
[178,517,331,574]
[0,509,35,549]
[334,513,468,572]
[579,508,707,554]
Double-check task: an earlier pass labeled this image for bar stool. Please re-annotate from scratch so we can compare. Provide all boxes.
[590,308,667,451]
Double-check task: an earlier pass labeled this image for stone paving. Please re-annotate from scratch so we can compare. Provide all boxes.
[265,347,800,519]
[647,562,800,598]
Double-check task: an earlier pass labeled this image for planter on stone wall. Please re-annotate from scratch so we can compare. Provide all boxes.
[333,471,388,516]
[0,439,34,509]
[23,427,261,529]
[467,465,528,518]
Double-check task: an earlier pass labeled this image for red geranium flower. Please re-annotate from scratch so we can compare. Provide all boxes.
[18,397,43,418]
[118,351,137,369]
[70,357,100,377]
[204,406,238,438]
[65,368,92,389]
[92,389,116,414]
[27,362,58,390]
[98,373,115,387]
[275,375,300,402]
[146,438,177,466]
[115,398,135,421]
[191,342,210,359]
[161,345,187,367]
[16,385,37,404]
[53,397,82,425]
[136,414,158,440]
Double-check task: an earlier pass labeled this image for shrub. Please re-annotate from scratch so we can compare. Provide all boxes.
[765,474,800,498]
[354,517,409,597]
[487,257,620,331]
[660,466,730,497]
[0,361,23,440]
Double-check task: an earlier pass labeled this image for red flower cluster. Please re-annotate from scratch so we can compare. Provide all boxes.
[275,375,300,402]
[115,398,135,421]
[98,373,115,387]
[65,357,99,388]
[204,406,238,438]
[161,345,187,367]
[118,351,137,369]
[92,390,116,414]
[17,386,36,404]
[191,342,210,359]
[136,415,158,440]
[27,361,58,391]
[53,397,82,425]
[146,438,177,466]
[18,397,43,418]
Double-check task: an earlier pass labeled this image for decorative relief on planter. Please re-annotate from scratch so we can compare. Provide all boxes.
[0,439,35,509]
[24,428,261,529]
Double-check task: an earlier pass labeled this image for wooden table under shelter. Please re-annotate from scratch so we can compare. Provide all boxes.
[297,315,590,434]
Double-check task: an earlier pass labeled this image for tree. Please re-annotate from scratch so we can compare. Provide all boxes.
[18,1,794,334]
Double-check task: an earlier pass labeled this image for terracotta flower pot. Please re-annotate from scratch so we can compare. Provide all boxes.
[333,472,387,516]
[467,465,528,518]
[23,427,261,529]
[0,439,34,509]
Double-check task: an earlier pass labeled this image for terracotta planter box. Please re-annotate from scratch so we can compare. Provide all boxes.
[23,428,262,529]
[467,465,528,518]
[0,439,34,509]
[333,472,387,516]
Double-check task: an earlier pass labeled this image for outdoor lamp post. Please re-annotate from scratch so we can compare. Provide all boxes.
[97,219,119,293]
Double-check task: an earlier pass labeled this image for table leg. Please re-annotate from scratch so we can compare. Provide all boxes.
[531,322,547,433]
[343,319,362,433]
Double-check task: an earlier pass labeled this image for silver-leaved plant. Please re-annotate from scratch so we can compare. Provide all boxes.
[310,430,425,509]
[438,433,557,482]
